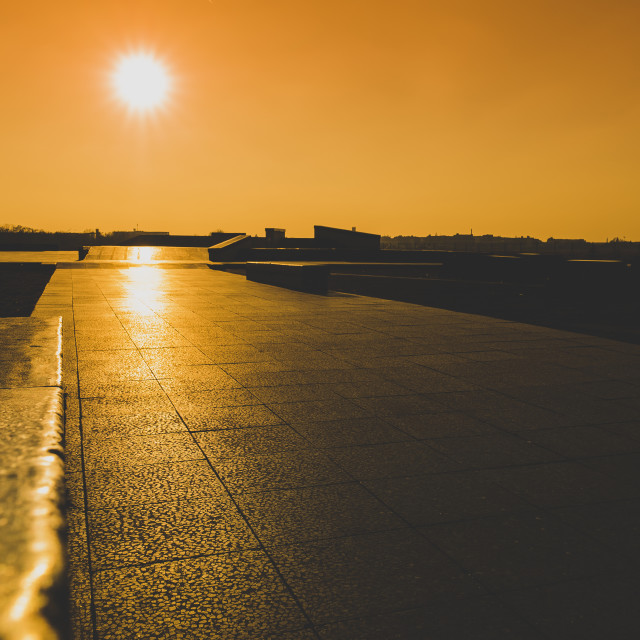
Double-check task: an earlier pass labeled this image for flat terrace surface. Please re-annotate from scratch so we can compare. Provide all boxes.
[32,266,640,639]
[84,246,210,262]
[0,250,79,262]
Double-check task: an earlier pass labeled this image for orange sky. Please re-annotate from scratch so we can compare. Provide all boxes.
[1,0,639,240]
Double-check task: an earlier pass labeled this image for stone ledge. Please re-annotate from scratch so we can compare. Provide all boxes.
[246,262,329,293]
[0,318,65,640]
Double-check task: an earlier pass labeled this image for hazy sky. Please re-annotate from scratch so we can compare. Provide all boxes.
[1,0,638,240]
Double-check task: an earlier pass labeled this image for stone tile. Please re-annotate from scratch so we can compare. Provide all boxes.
[65,471,85,513]
[384,411,498,439]
[64,438,83,473]
[602,420,640,443]
[158,364,242,389]
[365,471,533,526]
[579,453,640,489]
[168,388,261,410]
[78,378,166,400]
[246,384,343,404]
[503,575,640,640]
[326,442,460,480]
[349,394,449,417]
[89,498,258,569]
[214,451,350,494]
[196,425,311,460]
[290,417,409,448]
[485,461,636,507]
[526,425,639,458]
[81,394,175,418]
[181,404,285,431]
[84,433,203,469]
[140,346,213,374]
[84,460,226,510]
[270,529,481,626]
[267,399,370,423]
[317,596,544,640]
[421,511,626,592]
[93,551,307,639]
[82,411,187,438]
[66,509,93,640]
[551,499,640,559]
[236,483,405,546]
[426,434,561,469]
[199,344,273,363]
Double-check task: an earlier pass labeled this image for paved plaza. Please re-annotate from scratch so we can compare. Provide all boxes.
[32,265,640,639]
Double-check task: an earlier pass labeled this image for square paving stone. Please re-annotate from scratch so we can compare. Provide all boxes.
[577,453,640,491]
[526,425,639,458]
[502,574,640,640]
[290,417,409,448]
[182,404,285,431]
[326,441,460,480]
[266,399,371,423]
[93,551,307,639]
[65,470,85,513]
[269,529,482,626]
[551,499,640,560]
[246,384,343,404]
[89,497,258,569]
[235,483,405,546]
[157,364,242,388]
[84,433,203,469]
[384,411,498,439]
[78,378,167,400]
[420,511,626,592]
[213,451,350,494]
[199,344,274,364]
[485,461,635,507]
[425,434,561,469]
[349,394,448,417]
[603,420,640,444]
[326,380,412,398]
[81,394,176,418]
[85,460,227,510]
[82,411,187,438]
[364,471,533,526]
[196,425,312,460]
[168,388,261,410]
[316,595,544,640]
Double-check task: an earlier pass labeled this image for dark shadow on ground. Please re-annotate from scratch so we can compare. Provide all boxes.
[0,264,56,316]
[329,273,640,345]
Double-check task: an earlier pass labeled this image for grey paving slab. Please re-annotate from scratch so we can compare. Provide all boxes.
[84,461,228,510]
[502,575,640,639]
[88,497,258,569]
[236,483,406,546]
[30,266,640,639]
[269,529,482,626]
[364,471,534,526]
[317,596,545,639]
[289,416,410,448]
[196,425,312,460]
[326,441,461,480]
[421,511,628,592]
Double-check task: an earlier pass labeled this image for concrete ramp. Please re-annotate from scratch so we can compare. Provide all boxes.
[83,246,209,262]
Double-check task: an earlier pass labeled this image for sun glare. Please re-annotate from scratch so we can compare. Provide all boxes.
[112,52,171,112]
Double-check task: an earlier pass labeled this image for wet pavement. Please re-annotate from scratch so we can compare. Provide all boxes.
[31,265,640,639]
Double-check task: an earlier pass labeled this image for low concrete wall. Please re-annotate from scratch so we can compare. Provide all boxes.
[0,317,66,640]
[246,262,329,293]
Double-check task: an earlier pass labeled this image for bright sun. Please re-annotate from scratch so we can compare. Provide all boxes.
[112,53,171,111]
